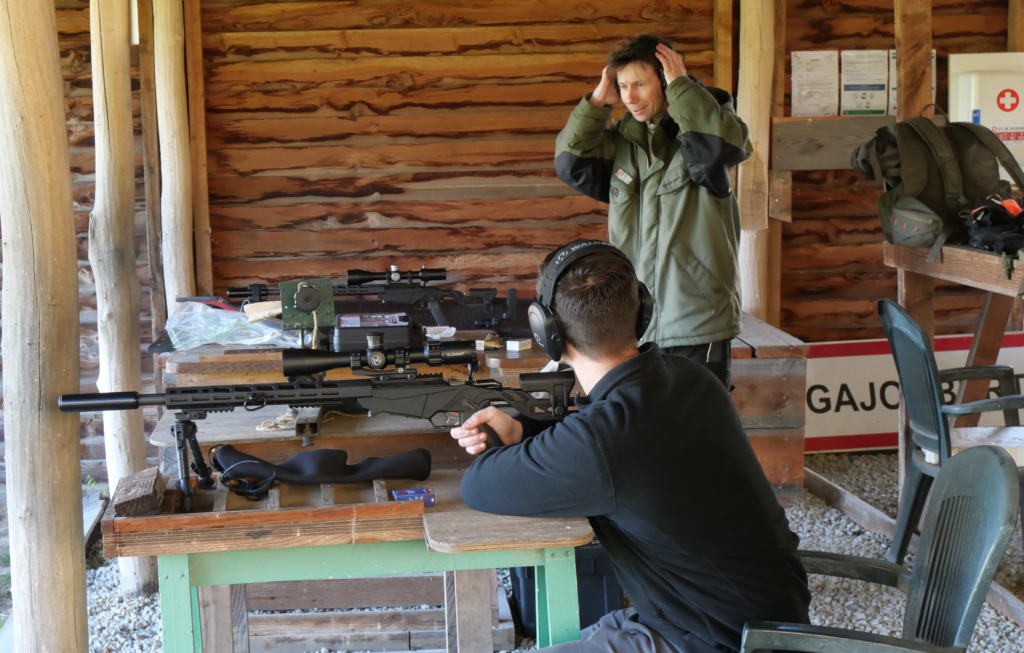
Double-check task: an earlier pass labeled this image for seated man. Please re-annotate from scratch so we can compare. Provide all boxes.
[451,240,810,653]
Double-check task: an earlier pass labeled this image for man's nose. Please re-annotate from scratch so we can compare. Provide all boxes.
[623,88,638,104]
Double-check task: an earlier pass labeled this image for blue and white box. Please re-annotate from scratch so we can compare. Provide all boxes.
[392,488,435,507]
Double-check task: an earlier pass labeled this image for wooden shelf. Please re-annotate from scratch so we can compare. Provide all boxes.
[883,243,1024,297]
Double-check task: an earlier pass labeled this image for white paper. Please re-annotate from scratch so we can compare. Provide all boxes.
[841,50,890,115]
[888,49,937,116]
[792,51,839,117]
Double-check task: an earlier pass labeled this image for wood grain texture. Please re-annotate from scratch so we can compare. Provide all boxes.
[184,0,213,294]
[747,429,804,489]
[199,0,715,33]
[954,293,1014,428]
[1011,0,1022,52]
[713,0,733,93]
[154,0,196,314]
[0,0,88,644]
[137,0,167,352]
[736,0,773,231]
[202,23,714,62]
[89,0,156,594]
[895,0,934,121]
[424,511,592,554]
[245,575,444,611]
[772,116,896,171]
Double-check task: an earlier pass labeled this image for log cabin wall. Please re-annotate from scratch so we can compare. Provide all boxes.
[781,0,1013,343]
[199,0,717,296]
[0,0,158,481]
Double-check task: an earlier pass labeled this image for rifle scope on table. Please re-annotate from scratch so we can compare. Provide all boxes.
[282,335,477,377]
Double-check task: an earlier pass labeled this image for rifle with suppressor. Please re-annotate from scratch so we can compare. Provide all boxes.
[59,335,574,512]
[225,266,514,328]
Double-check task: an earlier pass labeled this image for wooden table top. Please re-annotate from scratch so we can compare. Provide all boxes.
[140,406,591,557]
[883,243,1022,297]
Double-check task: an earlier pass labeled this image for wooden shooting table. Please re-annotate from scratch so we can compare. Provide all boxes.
[883,243,1024,472]
[127,408,593,653]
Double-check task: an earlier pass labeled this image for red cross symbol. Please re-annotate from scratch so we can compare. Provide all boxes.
[998,89,1019,112]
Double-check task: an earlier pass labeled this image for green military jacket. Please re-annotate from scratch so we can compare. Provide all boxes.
[554,76,752,348]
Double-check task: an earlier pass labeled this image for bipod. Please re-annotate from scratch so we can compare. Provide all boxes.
[173,411,215,512]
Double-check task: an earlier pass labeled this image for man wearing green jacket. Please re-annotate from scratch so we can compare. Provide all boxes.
[554,34,752,388]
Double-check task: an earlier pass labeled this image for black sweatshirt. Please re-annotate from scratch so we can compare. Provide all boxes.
[461,343,811,653]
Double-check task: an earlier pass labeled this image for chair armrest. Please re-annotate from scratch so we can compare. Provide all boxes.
[741,622,965,653]
[941,395,1024,416]
[938,365,1016,387]
[799,550,910,592]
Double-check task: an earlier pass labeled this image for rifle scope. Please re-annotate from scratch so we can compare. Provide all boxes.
[345,266,446,287]
[282,337,477,377]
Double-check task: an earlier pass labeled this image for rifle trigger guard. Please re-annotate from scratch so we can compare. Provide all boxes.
[243,393,267,411]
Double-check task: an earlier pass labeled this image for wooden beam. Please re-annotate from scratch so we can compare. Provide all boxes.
[90,0,158,596]
[1010,0,1023,53]
[183,0,213,294]
[0,0,88,646]
[713,0,733,94]
[895,0,933,121]
[772,116,897,171]
[137,0,167,352]
[445,570,494,653]
[736,0,773,231]
[737,0,774,322]
[766,0,787,328]
[154,0,197,315]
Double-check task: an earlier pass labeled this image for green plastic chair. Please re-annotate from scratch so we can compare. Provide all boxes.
[878,297,1022,565]
[741,445,1020,653]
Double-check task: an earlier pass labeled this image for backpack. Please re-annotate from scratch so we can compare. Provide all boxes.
[851,109,1024,263]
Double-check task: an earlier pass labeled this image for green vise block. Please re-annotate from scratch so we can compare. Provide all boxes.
[280,278,335,331]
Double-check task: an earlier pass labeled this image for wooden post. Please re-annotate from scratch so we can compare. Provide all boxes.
[0,0,88,647]
[183,0,214,295]
[138,0,167,374]
[91,0,159,595]
[895,0,935,492]
[154,0,197,315]
[713,0,733,94]
[736,0,774,321]
[766,0,787,328]
[1010,0,1022,53]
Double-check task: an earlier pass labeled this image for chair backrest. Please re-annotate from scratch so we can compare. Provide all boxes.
[878,298,950,459]
[903,445,1020,647]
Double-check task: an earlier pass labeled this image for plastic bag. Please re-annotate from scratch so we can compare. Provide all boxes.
[166,302,301,350]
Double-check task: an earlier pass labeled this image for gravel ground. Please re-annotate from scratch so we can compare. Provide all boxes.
[806,452,1024,603]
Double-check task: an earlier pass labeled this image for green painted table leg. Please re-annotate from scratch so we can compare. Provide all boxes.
[159,554,199,653]
[539,547,580,647]
[191,586,204,652]
[535,565,550,648]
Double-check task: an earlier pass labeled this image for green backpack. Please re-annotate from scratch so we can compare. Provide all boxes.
[852,111,1024,262]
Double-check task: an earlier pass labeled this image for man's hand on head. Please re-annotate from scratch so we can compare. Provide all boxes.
[450,407,524,455]
[655,44,687,86]
[589,66,619,108]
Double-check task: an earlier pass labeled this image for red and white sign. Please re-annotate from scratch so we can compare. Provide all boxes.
[805,332,1024,453]
[998,88,1019,112]
[992,126,1024,142]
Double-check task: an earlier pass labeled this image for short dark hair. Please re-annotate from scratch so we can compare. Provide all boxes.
[606,33,673,92]
[538,250,641,359]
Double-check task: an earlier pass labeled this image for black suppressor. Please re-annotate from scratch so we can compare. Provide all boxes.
[282,338,477,377]
[59,391,168,413]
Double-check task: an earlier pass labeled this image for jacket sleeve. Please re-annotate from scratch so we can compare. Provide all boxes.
[666,76,753,198]
[460,415,615,518]
[554,95,618,203]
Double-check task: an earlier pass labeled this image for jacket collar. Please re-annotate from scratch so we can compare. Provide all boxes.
[575,343,662,406]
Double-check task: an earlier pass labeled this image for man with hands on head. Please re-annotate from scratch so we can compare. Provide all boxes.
[453,240,810,653]
[555,34,752,389]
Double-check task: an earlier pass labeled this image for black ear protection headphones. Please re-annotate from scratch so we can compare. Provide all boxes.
[527,240,655,361]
